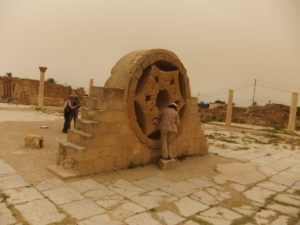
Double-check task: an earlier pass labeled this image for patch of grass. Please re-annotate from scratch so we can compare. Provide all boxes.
[294,189,300,196]
[217,136,238,144]
[265,193,277,204]
[177,154,187,161]
[192,217,213,225]
[234,146,250,151]
[206,134,216,139]
[0,192,9,202]
[230,215,255,225]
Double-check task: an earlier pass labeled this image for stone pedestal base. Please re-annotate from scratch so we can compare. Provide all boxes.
[159,159,176,170]
[25,134,43,149]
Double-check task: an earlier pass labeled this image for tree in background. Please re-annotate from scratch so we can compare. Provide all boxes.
[46,78,57,83]
[5,72,12,77]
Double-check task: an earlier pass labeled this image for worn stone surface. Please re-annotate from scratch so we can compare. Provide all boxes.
[267,203,299,216]
[35,178,65,192]
[232,205,255,216]
[174,197,209,217]
[5,187,43,205]
[186,178,214,189]
[274,194,300,207]
[84,186,117,200]
[0,175,29,190]
[160,181,197,197]
[43,187,84,205]
[257,181,286,192]
[157,210,184,225]
[243,186,275,204]
[61,199,105,220]
[0,160,16,176]
[78,214,123,225]
[230,183,247,192]
[196,215,232,225]
[69,179,103,193]
[200,207,242,220]
[15,198,65,225]
[0,203,17,225]
[191,190,219,205]
[133,177,172,191]
[109,201,145,221]
[125,212,160,225]
[109,180,145,198]
[270,215,289,225]
[216,162,266,185]
[269,175,296,187]
[183,221,199,225]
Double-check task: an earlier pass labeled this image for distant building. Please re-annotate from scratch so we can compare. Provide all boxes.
[208,100,226,109]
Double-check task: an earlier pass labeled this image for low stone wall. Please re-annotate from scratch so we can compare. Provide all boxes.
[0,76,84,106]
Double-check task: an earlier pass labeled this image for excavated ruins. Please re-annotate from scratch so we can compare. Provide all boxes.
[51,49,208,176]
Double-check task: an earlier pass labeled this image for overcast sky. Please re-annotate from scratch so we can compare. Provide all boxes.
[1,0,300,106]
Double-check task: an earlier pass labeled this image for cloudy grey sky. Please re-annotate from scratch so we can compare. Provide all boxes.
[1,0,300,106]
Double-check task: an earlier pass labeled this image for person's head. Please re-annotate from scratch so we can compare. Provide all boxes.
[168,102,178,110]
[69,94,74,100]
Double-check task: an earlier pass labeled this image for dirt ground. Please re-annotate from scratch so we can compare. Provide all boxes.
[0,118,235,185]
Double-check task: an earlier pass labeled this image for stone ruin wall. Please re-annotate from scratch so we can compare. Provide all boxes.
[0,77,85,106]
[53,49,208,175]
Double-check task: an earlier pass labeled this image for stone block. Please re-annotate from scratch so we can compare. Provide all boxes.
[69,179,102,193]
[157,210,184,225]
[35,178,65,192]
[24,133,43,149]
[133,177,172,191]
[125,212,160,225]
[78,214,123,225]
[90,86,104,98]
[43,187,84,205]
[15,198,65,225]
[104,88,124,99]
[95,98,109,110]
[174,197,209,217]
[159,159,176,170]
[5,187,44,205]
[0,175,29,190]
[61,199,105,220]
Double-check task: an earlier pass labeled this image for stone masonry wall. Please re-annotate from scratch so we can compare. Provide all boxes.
[0,77,84,106]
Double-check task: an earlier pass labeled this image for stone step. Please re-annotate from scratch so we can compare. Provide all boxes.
[77,118,121,136]
[90,86,104,98]
[103,88,124,99]
[59,140,87,160]
[67,129,94,147]
[81,107,126,122]
[81,96,111,110]
[76,118,99,134]
[80,107,105,121]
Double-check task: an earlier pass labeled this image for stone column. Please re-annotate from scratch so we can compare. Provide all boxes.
[287,92,299,134]
[89,79,94,96]
[225,89,234,126]
[38,67,47,107]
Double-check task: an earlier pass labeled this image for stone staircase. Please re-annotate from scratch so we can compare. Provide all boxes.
[57,86,127,174]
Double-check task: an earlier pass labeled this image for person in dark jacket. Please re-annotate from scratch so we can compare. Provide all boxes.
[62,95,77,133]
[70,93,81,128]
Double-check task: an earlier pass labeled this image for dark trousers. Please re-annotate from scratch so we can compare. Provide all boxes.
[63,110,71,133]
